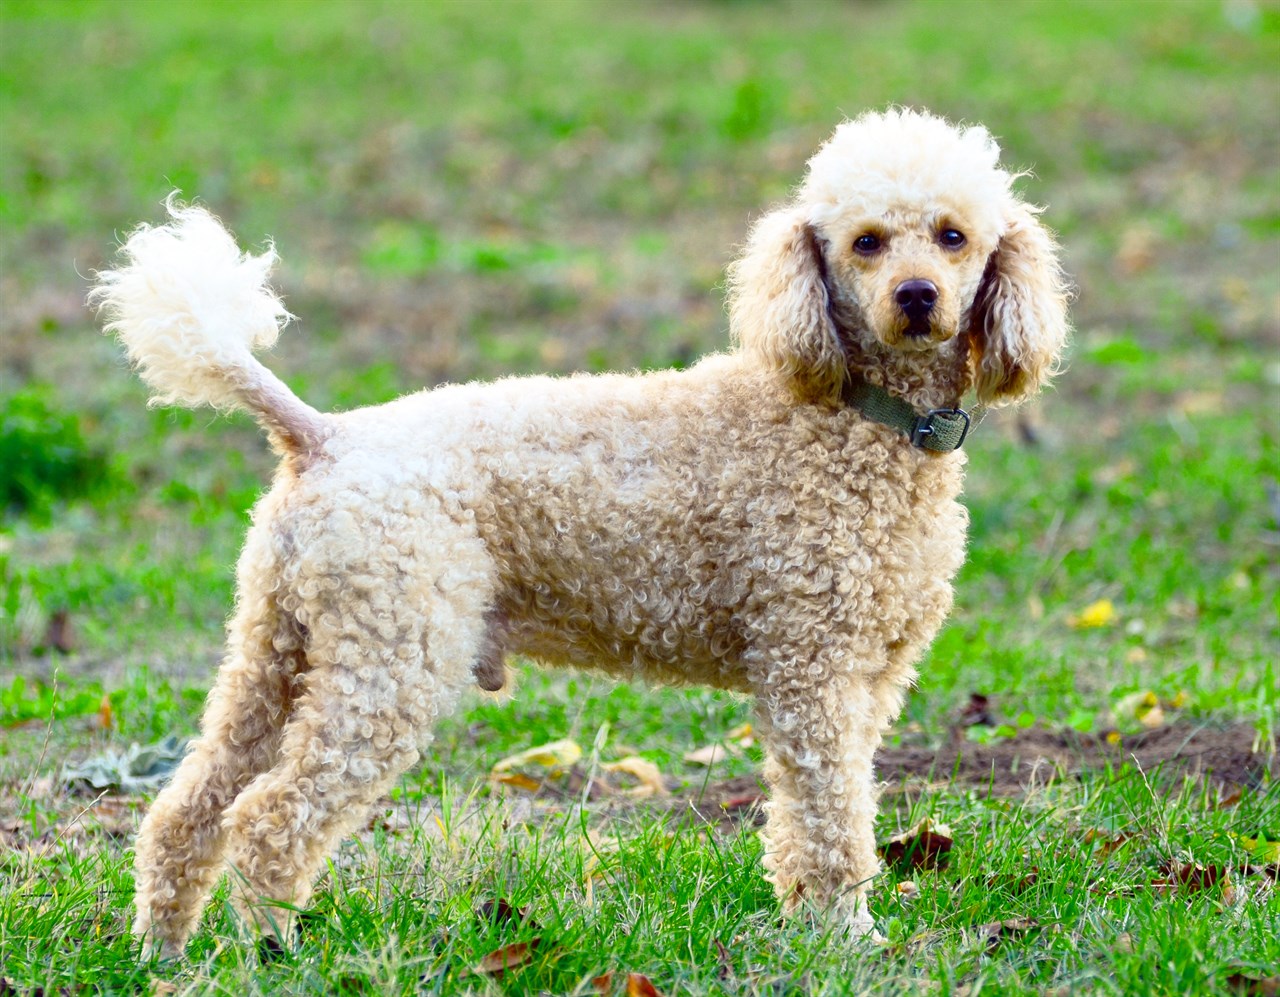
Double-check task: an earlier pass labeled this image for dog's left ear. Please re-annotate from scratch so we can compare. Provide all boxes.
[966,202,1070,406]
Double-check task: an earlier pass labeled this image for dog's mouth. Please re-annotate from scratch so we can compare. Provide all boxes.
[887,317,955,349]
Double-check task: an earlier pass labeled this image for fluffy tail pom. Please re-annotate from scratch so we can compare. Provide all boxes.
[90,197,326,452]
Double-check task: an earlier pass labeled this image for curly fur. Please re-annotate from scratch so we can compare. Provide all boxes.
[92,108,1068,957]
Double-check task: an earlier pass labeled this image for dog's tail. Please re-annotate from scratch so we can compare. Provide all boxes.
[89,197,329,455]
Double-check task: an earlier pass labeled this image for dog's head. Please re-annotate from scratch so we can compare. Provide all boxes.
[729,108,1069,407]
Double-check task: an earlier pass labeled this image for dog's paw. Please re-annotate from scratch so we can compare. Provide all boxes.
[137,933,184,963]
[832,893,884,943]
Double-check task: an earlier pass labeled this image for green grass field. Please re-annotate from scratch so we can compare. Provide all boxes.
[2,1,1278,994]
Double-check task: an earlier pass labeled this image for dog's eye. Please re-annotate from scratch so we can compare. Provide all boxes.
[853,234,882,254]
[938,229,966,249]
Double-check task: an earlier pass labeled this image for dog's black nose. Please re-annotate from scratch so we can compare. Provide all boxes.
[894,279,938,322]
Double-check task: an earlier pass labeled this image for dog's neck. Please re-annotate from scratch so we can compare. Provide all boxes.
[839,333,972,413]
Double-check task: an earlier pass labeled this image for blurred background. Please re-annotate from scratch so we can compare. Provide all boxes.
[1,0,1277,750]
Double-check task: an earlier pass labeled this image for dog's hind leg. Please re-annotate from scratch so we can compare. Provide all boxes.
[219,523,492,947]
[132,530,304,958]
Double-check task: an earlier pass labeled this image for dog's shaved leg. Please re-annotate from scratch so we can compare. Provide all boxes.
[755,667,884,937]
[132,545,302,957]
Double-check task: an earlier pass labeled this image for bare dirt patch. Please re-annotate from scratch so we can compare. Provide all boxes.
[876,722,1274,795]
[677,722,1274,827]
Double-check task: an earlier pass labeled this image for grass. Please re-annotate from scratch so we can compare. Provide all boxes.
[4,770,1277,994]
[2,0,1278,993]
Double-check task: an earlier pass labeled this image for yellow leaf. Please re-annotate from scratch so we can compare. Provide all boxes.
[601,756,668,798]
[683,744,730,766]
[1070,598,1116,629]
[1115,690,1159,722]
[1237,834,1280,863]
[492,738,582,774]
[490,772,542,792]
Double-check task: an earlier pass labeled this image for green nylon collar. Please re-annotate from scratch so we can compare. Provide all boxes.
[841,377,972,453]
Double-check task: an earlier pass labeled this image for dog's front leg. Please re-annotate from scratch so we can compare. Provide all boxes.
[754,667,884,937]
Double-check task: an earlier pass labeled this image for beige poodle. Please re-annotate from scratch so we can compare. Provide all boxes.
[91,108,1068,957]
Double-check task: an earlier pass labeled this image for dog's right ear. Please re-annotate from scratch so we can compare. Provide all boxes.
[728,207,845,403]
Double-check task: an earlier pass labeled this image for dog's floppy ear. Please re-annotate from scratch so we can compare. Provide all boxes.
[728,207,845,403]
[967,201,1070,406]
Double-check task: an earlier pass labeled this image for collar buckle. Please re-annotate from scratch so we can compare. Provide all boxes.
[910,407,971,450]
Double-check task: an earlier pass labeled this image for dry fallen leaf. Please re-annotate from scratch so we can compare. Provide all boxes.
[1114,690,1161,726]
[958,692,995,728]
[477,897,532,929]
[1154,860,1232,900]
[490,771,542,792]
[986,870,1038,894]
[626,973,664,997]
[601,756,669,798]
[879,818,954,871]
[490,738,583,792]
[977,917,1039,951]
[492,739,582,773]
[1176,390,1225,416]
[1224,971,1280,996]
[1084,829,1134,857]
[472,940,539,977]
[712,938,733,980]
[44,608,75,654]
[684,744,730,766]
[896,880,920,899]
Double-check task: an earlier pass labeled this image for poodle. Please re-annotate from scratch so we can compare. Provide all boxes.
[91,107,1068,957]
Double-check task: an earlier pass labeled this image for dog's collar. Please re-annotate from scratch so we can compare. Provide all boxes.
[841,377,972,452]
